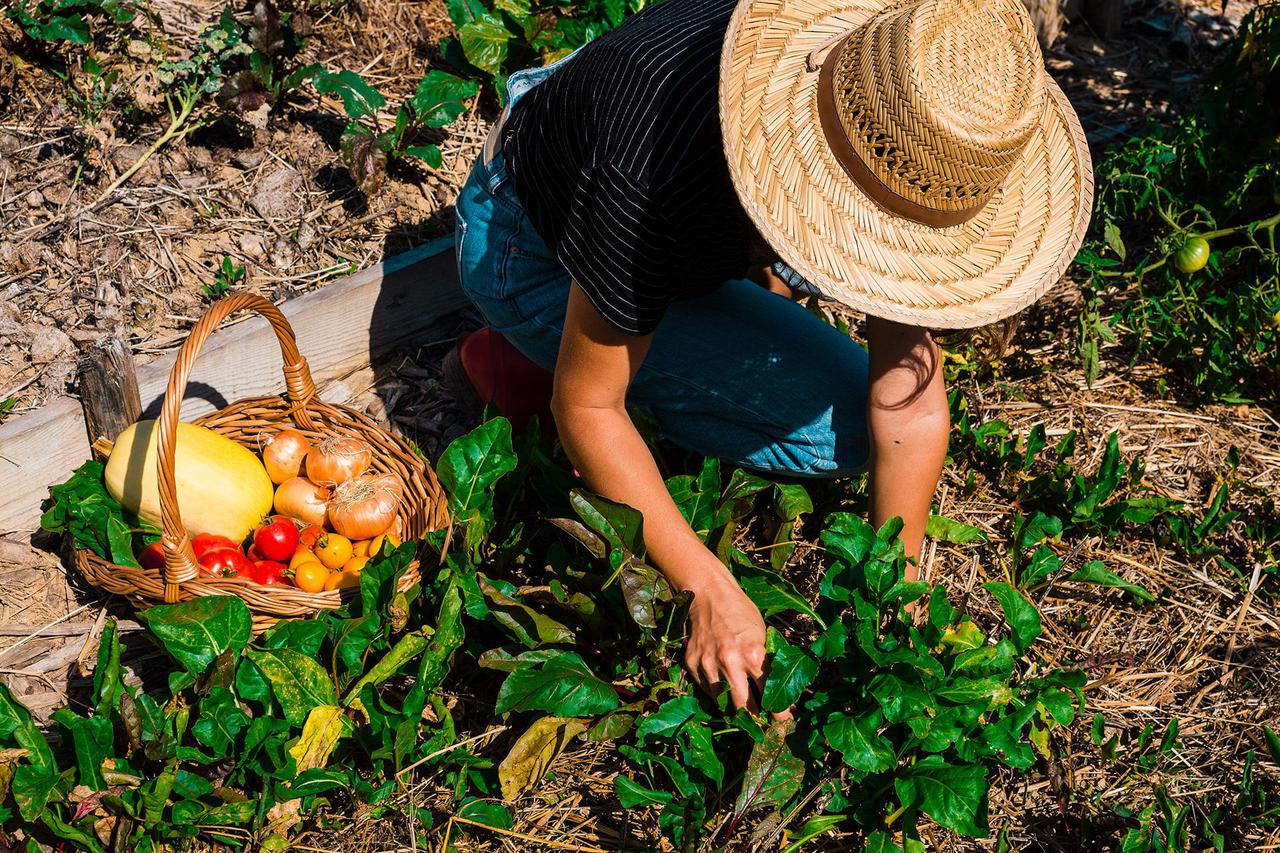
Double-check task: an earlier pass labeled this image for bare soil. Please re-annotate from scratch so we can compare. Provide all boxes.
[0,0,488,417]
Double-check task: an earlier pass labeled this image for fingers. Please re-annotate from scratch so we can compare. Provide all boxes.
[686,650,756,713]
[724,659,753,713]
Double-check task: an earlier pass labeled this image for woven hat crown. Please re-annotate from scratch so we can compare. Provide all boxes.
[823,0,1046,223]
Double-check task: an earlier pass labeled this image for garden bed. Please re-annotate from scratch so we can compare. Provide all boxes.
[1,0,1278,850]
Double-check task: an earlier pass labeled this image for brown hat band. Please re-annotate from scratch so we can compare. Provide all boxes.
[815,36,987,229]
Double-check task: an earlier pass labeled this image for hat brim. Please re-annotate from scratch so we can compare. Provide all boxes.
[719,0,1094,329]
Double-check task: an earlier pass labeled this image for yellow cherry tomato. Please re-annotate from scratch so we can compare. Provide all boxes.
[368,532,402,558]
[289,549,317,571]
[314,533,353,569]
[343,555,369,575]
[352,539,370,558]
[293,562,330,593]
[325,570,361,591]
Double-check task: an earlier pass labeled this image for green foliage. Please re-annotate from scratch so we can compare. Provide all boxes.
[443,0,652,95]
[0,537,461,850]
[314,66,478,195]
[201,255,246,300]
[39,459,156,568]
[6,0,139,45]
[214,0,322,118]
[944,393,1250,595]
[1077,3,1280,403]
[23,411,1262,849]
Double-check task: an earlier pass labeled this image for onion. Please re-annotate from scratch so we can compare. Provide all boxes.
[328,474,401,540]
[274,477,330,527]
[306,435,372,487]
[262,429,311,484]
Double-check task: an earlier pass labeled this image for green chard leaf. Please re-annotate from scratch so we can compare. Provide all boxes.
[733,718,804,817]
[895,756,990,837]
[438,417,518,550]
[245,647,339,726]
[1067,561,1156,603]
[823,711,895,774]
[40,460,142,567]
[314,69,386,118]
[926,514,989,544]
[761,641,818,713]
[496,652,619,716]
[139,596,253,673]
[570,488,645,570]
[982,582,1042,654]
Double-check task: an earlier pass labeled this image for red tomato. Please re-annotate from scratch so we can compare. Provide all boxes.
[192,534,240,560]
[252,560,287,585]
[246,544,265,562]
[198,548,253,578]
[138,541,165,570]
[254,517,301,562]
[298,525,325,551]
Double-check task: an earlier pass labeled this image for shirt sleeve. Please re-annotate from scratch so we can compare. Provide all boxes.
[555,162,689,336]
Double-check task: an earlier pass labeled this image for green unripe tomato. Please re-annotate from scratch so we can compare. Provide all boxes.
[1173,236,1210,273]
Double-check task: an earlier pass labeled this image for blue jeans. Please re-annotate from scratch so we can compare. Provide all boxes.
[453,65,871,476]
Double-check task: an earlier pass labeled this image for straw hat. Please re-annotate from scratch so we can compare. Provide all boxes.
[720,0,1093,328]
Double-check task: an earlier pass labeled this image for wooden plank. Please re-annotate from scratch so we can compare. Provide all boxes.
[0,397,90,537]
[79,335,143,447]
[0,236,467,538]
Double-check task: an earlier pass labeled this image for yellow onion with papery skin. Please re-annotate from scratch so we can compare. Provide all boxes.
[327,474,401,540]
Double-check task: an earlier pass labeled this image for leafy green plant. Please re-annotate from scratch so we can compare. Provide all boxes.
[5,0,140,45]
[536,471,1086,849]
[1077,2,1280,402]
[201,255,247,300]
[0,397,16,423]
[314,67,478,195]
[0,536,459,850]
[443,0,651,94]
[11,417,1092,850]
[214,0,321,120]
[39,459,157,568]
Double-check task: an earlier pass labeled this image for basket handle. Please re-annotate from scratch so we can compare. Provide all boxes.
[155,293,318,602]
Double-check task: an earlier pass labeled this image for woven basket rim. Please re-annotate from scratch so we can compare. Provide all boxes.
[719,0,1094,329]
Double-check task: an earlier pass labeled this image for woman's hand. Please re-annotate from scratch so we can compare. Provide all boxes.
[683,569,772,713]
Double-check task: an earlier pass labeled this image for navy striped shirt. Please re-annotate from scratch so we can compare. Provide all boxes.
[501,0,754,335]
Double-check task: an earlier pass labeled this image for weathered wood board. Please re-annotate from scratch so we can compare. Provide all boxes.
[0,236,467,538]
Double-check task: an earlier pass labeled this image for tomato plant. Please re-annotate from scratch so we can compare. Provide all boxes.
[1077,3,1280,403]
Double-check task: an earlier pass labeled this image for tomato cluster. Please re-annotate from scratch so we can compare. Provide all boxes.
[133,516,399,591]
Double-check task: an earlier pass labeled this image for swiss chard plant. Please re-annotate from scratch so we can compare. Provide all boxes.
[313,67,478,195]
[214,0,322,121]
[5,0,141,45]
[10,413,1259,850]
[0,537,464,850]
[442,0,652,95]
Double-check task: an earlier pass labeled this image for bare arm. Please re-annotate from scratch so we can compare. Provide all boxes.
[553,283,769,711]
[865,317,951,577]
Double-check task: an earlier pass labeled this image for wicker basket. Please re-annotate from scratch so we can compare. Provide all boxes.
[73,293,451,633]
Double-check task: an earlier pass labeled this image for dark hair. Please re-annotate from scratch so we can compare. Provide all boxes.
[933,315,1023,368]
